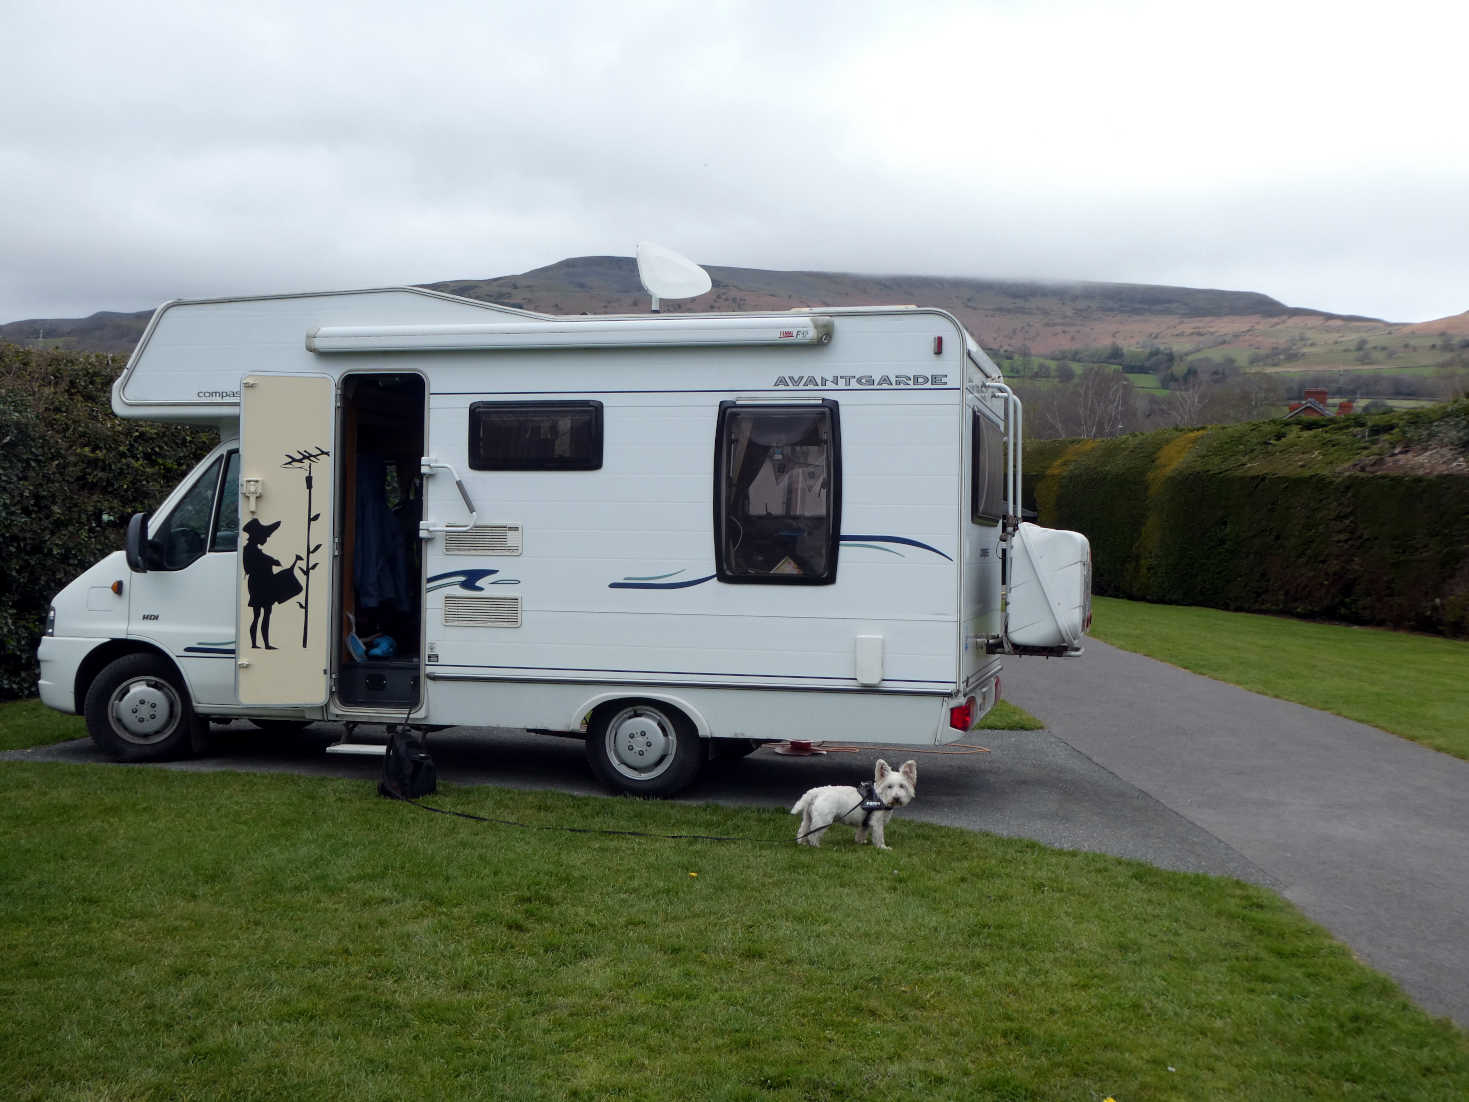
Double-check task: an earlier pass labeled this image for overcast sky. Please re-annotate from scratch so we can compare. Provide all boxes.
[4,0,1466,325]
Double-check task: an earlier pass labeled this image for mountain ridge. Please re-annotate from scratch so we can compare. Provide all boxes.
[4,258,1466,363]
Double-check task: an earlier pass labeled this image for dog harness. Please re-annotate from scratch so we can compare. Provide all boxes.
[857,781,887,826]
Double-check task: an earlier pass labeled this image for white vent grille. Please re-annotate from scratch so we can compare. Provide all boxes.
[444,525,522,556]
[443,595,522,628]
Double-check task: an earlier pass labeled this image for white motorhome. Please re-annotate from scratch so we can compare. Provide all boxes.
[37,283,1090,795]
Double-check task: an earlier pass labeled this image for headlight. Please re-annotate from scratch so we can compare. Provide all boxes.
[45,607,56,637]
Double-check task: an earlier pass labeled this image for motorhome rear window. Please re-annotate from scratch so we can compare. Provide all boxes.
[971,409,1005,525]
[714,401,840,585]
[468,401,603,471]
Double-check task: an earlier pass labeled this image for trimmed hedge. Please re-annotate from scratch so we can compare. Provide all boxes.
[1023,402,1469,636]
[0,343,212,699]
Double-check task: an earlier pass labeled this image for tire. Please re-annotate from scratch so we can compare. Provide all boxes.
[584,700,705,797]
[84,653,204,762]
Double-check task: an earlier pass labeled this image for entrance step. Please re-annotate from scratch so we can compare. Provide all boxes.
[324,742,388,757]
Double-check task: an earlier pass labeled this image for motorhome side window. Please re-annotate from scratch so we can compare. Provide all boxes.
[714,401,840,585]
[212,450,240,552]
[971,410,1005,525]
[467,401,603,470]
[151,454,227,570]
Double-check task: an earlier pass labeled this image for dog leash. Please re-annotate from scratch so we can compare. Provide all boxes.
[390,787,893,847]
[386,792,758,842]
[813,743,990,755]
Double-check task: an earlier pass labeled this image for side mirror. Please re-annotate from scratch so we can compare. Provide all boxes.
[125,512,153,572]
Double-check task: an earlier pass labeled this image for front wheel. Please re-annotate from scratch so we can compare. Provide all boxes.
[84,653,203,762]
[584,700,704,797]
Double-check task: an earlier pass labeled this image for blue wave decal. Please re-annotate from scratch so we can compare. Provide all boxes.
[610,574,717,590]
[840,535,953,562]
[428,569,501,593]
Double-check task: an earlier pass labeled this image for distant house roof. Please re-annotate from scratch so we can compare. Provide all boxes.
[1285,389,1356,419]
[1285,397,1333,419]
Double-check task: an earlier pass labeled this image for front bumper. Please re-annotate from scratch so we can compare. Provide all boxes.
[36,635,106,715]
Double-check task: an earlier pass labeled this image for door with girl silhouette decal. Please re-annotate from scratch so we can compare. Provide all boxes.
[236,374,337,706]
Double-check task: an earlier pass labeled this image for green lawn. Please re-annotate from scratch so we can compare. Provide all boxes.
[1088,597,1469,760]
[977,699,1044,730]
[2,763,1465,1100]
[0,697,84,751]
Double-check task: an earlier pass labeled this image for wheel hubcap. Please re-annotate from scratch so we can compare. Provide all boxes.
[607,709,675,780]
[111,678,178,743]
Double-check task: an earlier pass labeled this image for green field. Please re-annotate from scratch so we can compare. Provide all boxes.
[977,698,1044,730]
[0,697,84,752]
[3,605,1467,1096]
[2,764,1465,1100]
[1088,597,1469,760]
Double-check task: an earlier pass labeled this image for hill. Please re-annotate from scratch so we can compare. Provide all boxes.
[4,257,1467,381]
[427,257,1392,356]
[0,309,156,357]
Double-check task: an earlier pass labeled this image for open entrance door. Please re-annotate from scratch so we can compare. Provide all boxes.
[236,374,337,706]
[334,373,426,712]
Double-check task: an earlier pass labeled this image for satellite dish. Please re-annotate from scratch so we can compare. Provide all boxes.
[636,241,712,312]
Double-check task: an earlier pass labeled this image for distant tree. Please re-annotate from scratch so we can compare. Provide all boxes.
[1143,346,1175,375]
[1023,368,1139,439]
[1073,366,1137,438]
[1168,379,1208,427]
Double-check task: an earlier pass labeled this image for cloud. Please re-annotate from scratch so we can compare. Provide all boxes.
[3,0,1466,323]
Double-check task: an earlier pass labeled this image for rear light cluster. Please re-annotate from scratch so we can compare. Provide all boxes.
[949,696,977,731]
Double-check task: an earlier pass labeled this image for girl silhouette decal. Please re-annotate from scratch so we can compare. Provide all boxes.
[242,518,303,649]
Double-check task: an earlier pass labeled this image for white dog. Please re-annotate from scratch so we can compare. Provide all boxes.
[791,759,918,849]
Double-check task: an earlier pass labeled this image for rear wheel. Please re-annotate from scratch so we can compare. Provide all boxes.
[584,700,704,797]
[84,653,203,762]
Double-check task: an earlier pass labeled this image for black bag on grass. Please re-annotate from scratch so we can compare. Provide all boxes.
[378,729,437,799]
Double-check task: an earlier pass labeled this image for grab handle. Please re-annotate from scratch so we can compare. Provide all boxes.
[418,458,477,537]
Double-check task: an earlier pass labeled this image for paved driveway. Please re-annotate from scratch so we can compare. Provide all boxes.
[8,639,1466,1025]
[998,640,1469,1028]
